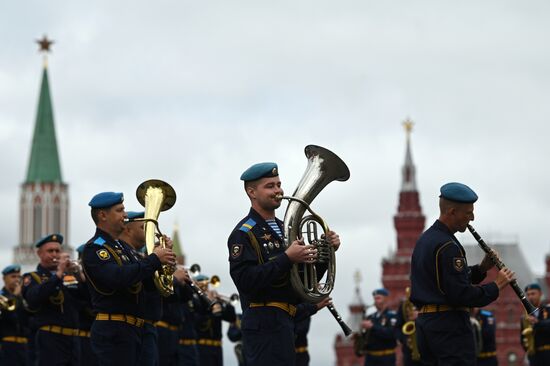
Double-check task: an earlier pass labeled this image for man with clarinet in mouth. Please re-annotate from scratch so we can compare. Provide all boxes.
[410,182,515,365]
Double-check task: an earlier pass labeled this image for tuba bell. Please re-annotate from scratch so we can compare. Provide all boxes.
[134,179,177,297]
[282,145,350,303]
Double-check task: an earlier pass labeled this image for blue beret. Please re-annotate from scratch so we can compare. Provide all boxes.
[194,274,210,282]
[76,244,86,255]
[372,288,389,297]
[439,182,478,203]
[88,192,124,209]
[525,283,541,292]
[35,233,63,248]
[240,162,278,182]
[2,264,21,275]
[126,211,145,220]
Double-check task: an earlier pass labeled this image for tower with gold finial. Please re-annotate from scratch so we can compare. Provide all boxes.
[13,36,70,266]
[381,119,425,309]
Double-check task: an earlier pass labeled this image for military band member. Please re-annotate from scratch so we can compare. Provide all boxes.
[294,317,312,366]
[394,292,420,366]
[521,283,550,366]
[82,192,176,366]
[227,313,245,366]
[22,233,84,366]
[0,264,31,366]
[360,288,397,366]
[74,244,98,366]
[193,273,237,366]
[228,162,339,365]
[120,210,162,366]
[471,308,497,366]
[178,292,202,366]
[410,182,514,365]
[156,268,193,366]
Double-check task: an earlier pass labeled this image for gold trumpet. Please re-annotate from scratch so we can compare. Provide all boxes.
[134,179,177,297]
[0,295,16,312]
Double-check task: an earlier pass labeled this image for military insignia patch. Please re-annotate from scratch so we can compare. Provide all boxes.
[96,249,110,260]
[231,244,243,258]
[23,275,31,286]
[261,233,272,241]
[453,257,465,271]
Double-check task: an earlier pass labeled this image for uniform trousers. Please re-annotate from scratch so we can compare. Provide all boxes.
[416,311,475,366]
[91,321,142,366]
[295,350,309,366]
[157,326,179,366]
[79,335,97,366]
[0,341,30,366]
[241,307,296,366]
[533,350,550,366]
[177,343,199,366]
[139,323,159,366]
[35,330,80,366]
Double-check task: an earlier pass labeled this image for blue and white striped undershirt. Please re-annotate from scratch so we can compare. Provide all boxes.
[265,219,283,239]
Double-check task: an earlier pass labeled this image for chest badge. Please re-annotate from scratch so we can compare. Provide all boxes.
[261,233,272,241]
[97,249,111,260]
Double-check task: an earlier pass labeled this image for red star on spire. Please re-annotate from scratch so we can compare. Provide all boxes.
[36,35,54,53]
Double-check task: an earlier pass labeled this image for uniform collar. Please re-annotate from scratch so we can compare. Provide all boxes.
[433,219,453,234]
[248,207,283,240]
[94,227,118,245]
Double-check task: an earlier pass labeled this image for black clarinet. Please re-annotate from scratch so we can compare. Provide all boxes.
[187,282,214,309]
[467,224,537,315]
[327,304,352,336]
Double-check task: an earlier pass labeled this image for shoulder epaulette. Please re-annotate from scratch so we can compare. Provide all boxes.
[239,218,256,233]
[93,237,106,246]
[480,309,493,316]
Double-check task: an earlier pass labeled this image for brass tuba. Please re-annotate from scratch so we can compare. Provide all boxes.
[401,287,420,361]
[0,295,16,312]
[135,179,177,297]
[282,145,350,303]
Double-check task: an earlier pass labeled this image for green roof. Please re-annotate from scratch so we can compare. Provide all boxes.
[25,67,63,183]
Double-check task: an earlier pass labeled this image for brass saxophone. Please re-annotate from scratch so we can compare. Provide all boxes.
[401,288,420,361]
[521,312,535,356]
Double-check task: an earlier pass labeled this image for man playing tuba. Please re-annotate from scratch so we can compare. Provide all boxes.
[227,162,339,366]
[82,192,176,365]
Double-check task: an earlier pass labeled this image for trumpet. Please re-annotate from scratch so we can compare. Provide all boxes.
[0,295,16,312]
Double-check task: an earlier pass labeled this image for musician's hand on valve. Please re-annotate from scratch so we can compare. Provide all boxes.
[361,319,374,330]
[324,230,341,251]
[164,236,173,250]
[495,267,515,290]
[285,240,317,263]
[153,247,176,266]
[56,253,70,279]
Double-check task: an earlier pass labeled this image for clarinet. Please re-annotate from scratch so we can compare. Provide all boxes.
[467,224,537,315]
[327,304,352,336]
[187,282,214,309]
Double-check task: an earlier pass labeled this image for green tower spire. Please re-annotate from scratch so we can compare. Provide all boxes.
[25,36,62,183]
[172,223,183,258]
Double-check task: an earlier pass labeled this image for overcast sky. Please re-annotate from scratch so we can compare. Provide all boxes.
[2,1,550,365]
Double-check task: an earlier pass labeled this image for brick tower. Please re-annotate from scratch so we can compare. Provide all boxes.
[13,36,70,266]
[381,119,426,308]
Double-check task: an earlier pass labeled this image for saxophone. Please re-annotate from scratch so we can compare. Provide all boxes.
[521,312,535,356]
[401,287,420,361]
